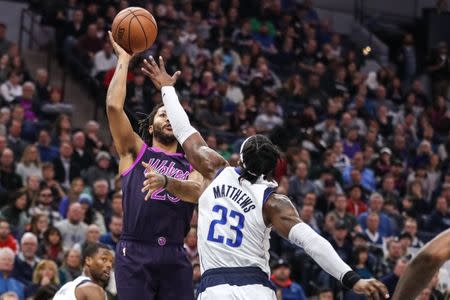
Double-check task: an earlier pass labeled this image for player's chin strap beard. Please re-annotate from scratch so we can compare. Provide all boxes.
[239,136,258,177]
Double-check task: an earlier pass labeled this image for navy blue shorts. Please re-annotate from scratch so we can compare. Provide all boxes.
[115,240,194,300]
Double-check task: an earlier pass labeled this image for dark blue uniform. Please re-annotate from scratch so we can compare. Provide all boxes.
[115,144,195,300]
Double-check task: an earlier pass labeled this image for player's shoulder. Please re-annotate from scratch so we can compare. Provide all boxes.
[75,282,105,300]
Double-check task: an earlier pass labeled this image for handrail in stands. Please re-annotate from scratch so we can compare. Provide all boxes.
[18,8,66,98]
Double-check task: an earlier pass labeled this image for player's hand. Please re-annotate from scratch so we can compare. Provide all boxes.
[108,31,133,61]
[352,279,389,300]
[141,55,181,90]
[141,161,167,200]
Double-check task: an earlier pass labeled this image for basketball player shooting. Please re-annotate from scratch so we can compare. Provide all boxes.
[141,56,389,300]
[53,243,113,300]
[106,31,203,300]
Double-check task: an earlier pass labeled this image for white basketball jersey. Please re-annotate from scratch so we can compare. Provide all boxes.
[53,275,92,300]
[197,167,278,275]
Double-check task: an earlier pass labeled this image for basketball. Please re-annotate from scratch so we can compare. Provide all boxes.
[111,7,158,54]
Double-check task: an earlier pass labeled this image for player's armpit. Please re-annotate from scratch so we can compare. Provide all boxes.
[263,193,301,238]
[182,133,229,180]
[75,283,106,300]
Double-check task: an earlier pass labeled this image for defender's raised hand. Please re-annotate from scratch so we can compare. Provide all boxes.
[141,55,181,90]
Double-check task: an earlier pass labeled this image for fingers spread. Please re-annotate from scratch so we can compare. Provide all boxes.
[159,56,167,73]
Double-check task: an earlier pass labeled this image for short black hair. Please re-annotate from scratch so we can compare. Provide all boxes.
[240,135,280,184]
[82,242,110,266]
[138,103,164,145]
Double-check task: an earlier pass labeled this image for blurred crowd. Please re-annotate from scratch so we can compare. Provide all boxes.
[0,0,448,299]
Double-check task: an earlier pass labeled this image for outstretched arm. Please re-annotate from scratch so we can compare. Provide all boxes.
[106,31,143,172]
[392,229,450,300]
[142,56,228,180]
[75,283,106,300]
[264,193,389,300]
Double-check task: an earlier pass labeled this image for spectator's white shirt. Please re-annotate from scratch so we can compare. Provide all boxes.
[92,51,117,76]
[253,113,283,131]
[225,85,244,104]
[1,81,22,103]
[15,162,42,185]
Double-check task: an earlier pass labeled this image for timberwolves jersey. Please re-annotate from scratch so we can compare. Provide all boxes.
[53,276,103,300]
[197,167,277,275]
[120,144,195,244]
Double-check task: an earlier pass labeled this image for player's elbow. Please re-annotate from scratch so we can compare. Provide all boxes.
[415,248,448,268]
[106,100,123,113]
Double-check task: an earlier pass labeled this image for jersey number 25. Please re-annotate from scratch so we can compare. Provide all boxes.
[207,205,245,248]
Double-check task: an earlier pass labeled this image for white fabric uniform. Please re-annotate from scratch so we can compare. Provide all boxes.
[53,275,93,300]
[197,167,277,300]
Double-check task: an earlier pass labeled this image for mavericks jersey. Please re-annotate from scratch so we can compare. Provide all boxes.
[197,167,277,275]
[53,276,104,300]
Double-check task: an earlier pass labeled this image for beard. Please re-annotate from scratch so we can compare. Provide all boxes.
[153,125,177,145]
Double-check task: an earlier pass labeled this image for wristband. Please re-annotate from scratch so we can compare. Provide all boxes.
[341,270,361,289]
[162,175,168,189]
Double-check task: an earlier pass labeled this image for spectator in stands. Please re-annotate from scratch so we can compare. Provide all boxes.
[329,220,353,264]
[28,186,61,227]
[75,23,103,69]
[271,258,307,300]
[125,71,153,113]
[36,130,58,163]
[110,193,122,219]
[1,71,22,104]
[254,100,283,132]
[358,193,394,237]
[85,150,115,188]
[327,194,359,233]
[99,215,122,250]
[33,68,50,103]
[426,196,450,233]
[401,217,424,249]
[12,233,40,288]
[52,141,80,190]
[346,184,367,216]
[0,292,18,300]
[51,114,72,147]
[71,131,93,175]
[15,145,42,184]
[58,248,81,285]
[427,41,450,98]
[380,257,409,297]
[40,163,65,202]
[363,212,385,247]
[343,152,376,192]
[41,88,73,122]
[91,179,111,226]
[288,161,316,206]
[0,219,17,253]
[352,245,374,279]
[55,203,87,251]
[0,148,21,196]
[83,120,105,155]
[7,120,26,162]
[81,224,100,251]
[0,248,24,300]
[78,193,106,234]
[28,214,48,245]
[381,239,405,276]
[0,189,28,236]
[29,260,60,296]
[58,177,84,218]
[36,227,63,266]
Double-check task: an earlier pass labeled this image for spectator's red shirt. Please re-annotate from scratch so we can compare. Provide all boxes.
[0,234,18,253]
[347,198,367,216]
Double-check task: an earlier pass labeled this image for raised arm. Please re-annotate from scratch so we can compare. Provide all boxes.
[106,31,143,172]
[264,193,389,299]
[141,56,228,180]
[392,229,450,300]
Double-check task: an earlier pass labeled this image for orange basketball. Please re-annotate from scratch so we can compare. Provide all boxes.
[111,7,158,54]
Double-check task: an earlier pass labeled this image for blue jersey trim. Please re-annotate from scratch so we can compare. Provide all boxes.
[198,267,276,294]
[234,167,242,175]
[214,167,225,179]
[75,279,91,288]
[263,187,275,204]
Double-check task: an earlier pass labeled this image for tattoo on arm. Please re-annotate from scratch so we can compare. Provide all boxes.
[263,193,301,238]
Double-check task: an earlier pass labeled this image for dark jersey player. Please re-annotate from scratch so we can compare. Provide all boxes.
[106,31,202,300]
